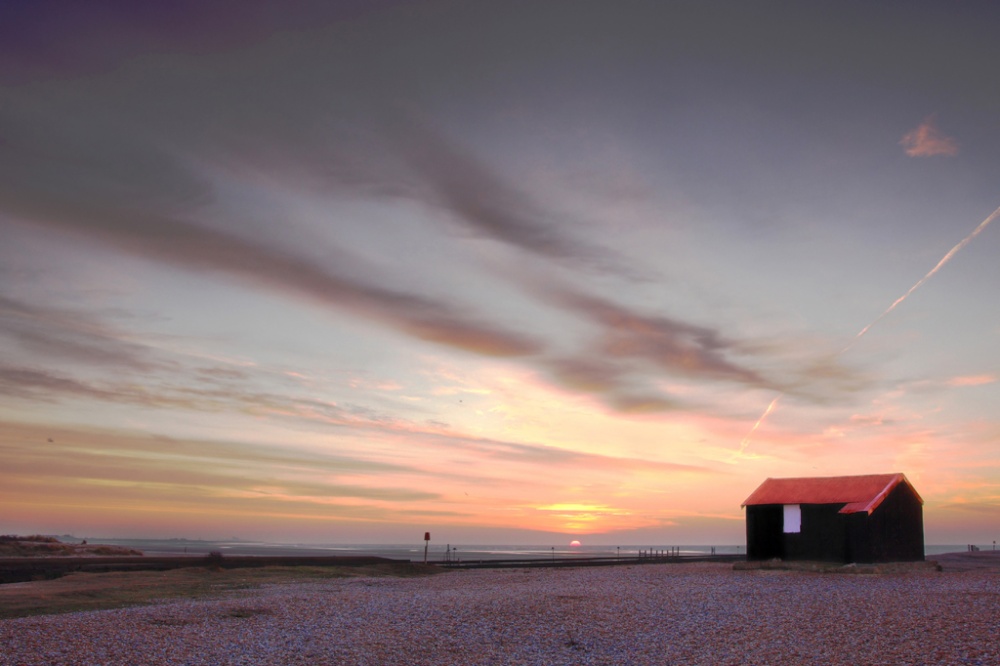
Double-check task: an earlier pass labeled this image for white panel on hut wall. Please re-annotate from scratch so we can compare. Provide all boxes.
[783,504,801,533]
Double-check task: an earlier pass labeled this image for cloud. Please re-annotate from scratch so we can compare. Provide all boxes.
[0,420,441,505]
[1,188,541,359]
[0,416,712,534]
[0,366,126,403]
[900,116,958,157]
[542,287,773,388]
[420,431,710,475]
[0,8,645,301]
[0,51,556,360]
[780,353,876,402]
[608,394,680,414]
[0,8,674,382]
[0,293,159,371]
[946,374,996,388]
[546,357,625,393]
[0,362,331,416]
[894,373,998,397]
[0,358,707,481]
[935,500,1000,515]
[383,115,643,278]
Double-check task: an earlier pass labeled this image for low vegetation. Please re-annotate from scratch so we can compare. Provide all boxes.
[0,535,142,558]
[0,563,440,619]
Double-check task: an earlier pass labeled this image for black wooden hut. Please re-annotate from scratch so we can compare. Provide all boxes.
[742,473,924,563]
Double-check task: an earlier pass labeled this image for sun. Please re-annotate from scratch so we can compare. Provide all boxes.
[569,540,581,547]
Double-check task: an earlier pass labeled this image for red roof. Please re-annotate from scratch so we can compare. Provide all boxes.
[741,473,922,515]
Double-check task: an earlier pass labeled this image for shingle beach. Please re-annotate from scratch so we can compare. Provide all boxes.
[2,561,998,665]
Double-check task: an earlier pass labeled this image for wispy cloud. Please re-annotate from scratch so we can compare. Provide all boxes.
[0,357,711,482]
[0,416,716,535]
[608,394,681,414]
[383,115,643,278]
[946,374,997,388]
[541,287,773,388]
[410,429,711,476]
[0,366,126,403]
[0,420,442,509]
[2,199,541,358]
[0,293,158,371]
[0,52,570,361]
[900,115,958,157]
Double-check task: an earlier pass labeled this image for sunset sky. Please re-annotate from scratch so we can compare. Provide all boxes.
[2,0,999,546]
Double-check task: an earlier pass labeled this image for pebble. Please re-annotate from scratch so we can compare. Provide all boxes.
[1,563,998,665]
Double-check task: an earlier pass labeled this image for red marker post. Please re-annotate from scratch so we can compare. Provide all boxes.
[423,532,430,564]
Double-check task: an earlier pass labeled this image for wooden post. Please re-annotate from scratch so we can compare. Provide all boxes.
[423,532,430,564]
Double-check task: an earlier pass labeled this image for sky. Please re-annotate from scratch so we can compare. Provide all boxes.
[2,0,999,547]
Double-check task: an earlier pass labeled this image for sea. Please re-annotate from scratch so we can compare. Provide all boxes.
[60,538,987,562]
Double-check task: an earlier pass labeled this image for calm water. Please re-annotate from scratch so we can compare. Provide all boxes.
[75,538,984,561]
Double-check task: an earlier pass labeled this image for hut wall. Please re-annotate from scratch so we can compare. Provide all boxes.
[865,483,925,562]
[846,513,872,563]
[784,504,848,562]
[745,505,783,560]
[747,503,851,562]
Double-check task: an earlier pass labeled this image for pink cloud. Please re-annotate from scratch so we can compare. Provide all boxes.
[900,116,959,157]
[946,374,997,388]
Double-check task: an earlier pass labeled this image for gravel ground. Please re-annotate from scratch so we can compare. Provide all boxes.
[1,562,998,665]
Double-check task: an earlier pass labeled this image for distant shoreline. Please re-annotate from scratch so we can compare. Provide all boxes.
[34,536,993,560]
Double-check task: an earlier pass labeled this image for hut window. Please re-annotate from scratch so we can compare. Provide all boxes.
[783,504,801,533]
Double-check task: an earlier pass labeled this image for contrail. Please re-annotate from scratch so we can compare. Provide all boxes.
[844,203,1000,352]
[737,395,781,455]
[738,203,1000,454]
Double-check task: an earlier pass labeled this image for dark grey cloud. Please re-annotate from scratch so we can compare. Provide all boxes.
[0,180,541,358]
[0,0,649,288]
[380,115,644,277]
[546,357,624,394]
[0,362,282,413]
[194,366,252,382]
[607,394,681,415]
[783,354,878,402]
[0,294,158,371]
[0,365,126,403]
[527,286,777,413]
[0,0,929,413]
[0,42,555,359]
[543,356,681,414]
[553,289,769,386]
[540,286,879,411]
